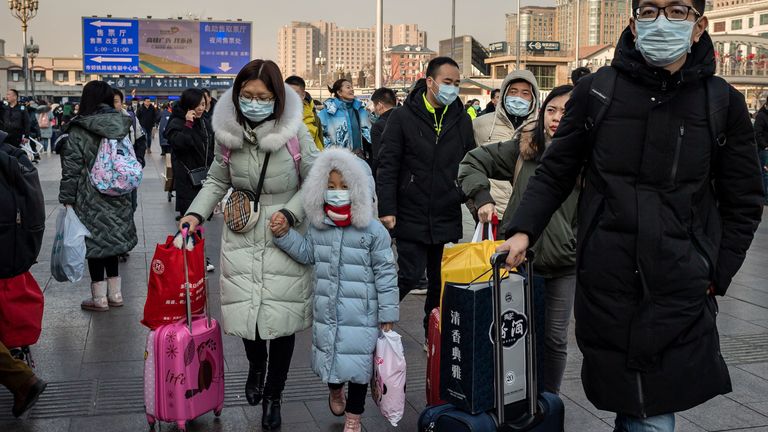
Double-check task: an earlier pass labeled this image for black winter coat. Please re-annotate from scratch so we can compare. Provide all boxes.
[164,106,215,214]
[755,106,768,150]
[371,108,393,179]
[136,104,158,131]
[0,103,31,147]
[377,82,476,244]
[508,29,764,417]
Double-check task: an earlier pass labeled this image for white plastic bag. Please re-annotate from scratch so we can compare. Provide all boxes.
[50,207,91,282]
[370,330,407,426]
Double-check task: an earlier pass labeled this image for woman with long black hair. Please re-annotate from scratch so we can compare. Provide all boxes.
[59,81,136,312]
[459,85,577,394]
[164,88,215,218]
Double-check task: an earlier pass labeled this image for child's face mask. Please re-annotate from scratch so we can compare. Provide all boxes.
[325,190,351,207]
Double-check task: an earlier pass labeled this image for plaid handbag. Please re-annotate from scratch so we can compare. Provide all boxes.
[223,153,270,233]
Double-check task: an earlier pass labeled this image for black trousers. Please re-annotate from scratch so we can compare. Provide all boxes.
[87,256,119,282]
[396,239,445,338]
[328,382,368,415]
[242,326,296,398]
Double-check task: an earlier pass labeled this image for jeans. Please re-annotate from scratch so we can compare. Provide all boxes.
[759,149,768,203]
[87,256,119,282]
[542,274,576,394]
[328,382,368,414]
[242,326,296,398]
[614,413,675,432]
[143,127,153,152]
[395,239,445,338]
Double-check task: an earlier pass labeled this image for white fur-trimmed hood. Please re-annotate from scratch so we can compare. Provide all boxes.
[212,83,303,152]
[303,148,374,230]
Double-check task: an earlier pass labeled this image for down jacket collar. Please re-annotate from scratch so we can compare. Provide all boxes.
[302,148,374,230]
[212,83,303,152]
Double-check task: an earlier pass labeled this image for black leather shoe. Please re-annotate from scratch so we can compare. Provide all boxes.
[245,362,266,406]
[261,397,282,430]
[12,376,47,418]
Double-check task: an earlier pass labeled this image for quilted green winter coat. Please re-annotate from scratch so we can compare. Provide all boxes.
[58,104,137,259]
[186,85,318,341]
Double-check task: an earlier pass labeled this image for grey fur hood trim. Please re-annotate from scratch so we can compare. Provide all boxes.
[303,148,373,230]
[211,83,303,152]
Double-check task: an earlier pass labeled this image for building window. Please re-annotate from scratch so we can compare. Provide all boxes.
[33,71,44,82]
[731,19,742,30]
[55,71,69,82]
[749,17,754,28]
[761,14,768,25]
[527,65,555,90]
[76,71,86,82]
[713,21,726,32]
[8,70,21,82]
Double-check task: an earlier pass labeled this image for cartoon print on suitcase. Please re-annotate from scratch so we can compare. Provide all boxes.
[144,226,224,432]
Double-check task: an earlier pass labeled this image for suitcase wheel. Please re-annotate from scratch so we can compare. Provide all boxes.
[214,407,223,417]
[177,421,187,431]
[146,414,155,428]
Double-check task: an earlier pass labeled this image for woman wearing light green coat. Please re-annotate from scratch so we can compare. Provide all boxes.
[179,60,317,430]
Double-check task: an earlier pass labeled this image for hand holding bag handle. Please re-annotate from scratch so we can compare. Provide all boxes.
[490,250,537,427]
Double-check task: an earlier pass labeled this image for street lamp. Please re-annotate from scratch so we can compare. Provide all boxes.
[8,0,40,97]
[315,50,326,103]
[26,37,39,100]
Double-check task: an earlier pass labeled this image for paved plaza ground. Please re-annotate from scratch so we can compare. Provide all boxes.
[1,148,768,432]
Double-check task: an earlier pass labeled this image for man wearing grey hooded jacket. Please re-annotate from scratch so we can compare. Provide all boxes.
[471,70,540,221]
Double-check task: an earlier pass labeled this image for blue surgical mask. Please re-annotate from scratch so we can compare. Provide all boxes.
[325,189,351,207]
[239,98,274,122]
[635,17,696,67]
[505,96,531,117]
[430,82,459,106]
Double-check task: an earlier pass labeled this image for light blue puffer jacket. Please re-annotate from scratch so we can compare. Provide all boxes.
[273,148,399,384]
[317,97,372,151]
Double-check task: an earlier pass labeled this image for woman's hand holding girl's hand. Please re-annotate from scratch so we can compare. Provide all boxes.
[270,212,290,237]
[380,323,394,332]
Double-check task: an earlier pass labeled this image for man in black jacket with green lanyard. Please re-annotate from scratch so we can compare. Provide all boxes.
[377,57,476,345]
[499,1,763,430]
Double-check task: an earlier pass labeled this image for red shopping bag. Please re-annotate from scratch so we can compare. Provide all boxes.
[0,272,44,348]
[142,233,206,329]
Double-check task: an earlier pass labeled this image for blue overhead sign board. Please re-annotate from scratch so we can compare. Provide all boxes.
[82,17,252,75]
[83,18,140,74]
[199,22,252,74]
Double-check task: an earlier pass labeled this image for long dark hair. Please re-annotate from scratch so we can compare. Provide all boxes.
[79,81,115,117]
[328,79,351,99]
[232,60,286,125]
[180,88,205,112]
[531,85,574,158]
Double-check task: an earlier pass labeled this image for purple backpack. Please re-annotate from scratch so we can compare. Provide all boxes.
[220,136,302,184]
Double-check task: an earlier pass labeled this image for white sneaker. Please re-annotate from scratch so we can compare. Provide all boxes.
[410,288,428,295]
[206,258,215,273]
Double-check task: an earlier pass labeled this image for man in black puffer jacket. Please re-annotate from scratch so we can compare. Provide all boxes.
[377,57,476,343]
[499,1,764,430]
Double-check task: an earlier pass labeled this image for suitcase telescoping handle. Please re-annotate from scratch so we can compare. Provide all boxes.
[490,250,537,427]
[181,224,194,334]
[180,224,213,333]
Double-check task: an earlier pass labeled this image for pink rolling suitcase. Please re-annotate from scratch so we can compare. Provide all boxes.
[144,226,224,431]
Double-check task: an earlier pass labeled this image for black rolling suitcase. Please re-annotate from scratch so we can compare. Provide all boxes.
[418,251,565,432]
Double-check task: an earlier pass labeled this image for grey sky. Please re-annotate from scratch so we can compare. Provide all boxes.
[1,0,554,62]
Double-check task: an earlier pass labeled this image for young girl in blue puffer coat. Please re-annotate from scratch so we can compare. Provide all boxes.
[271,148,398,432]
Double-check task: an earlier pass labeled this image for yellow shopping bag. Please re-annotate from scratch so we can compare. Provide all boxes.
[439,224,503,329]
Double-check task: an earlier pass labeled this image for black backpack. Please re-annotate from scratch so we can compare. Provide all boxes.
[583,66,730,178]
[0,142,45,278]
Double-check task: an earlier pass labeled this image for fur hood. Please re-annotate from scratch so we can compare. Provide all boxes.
[302,148,374,230]
[212,83,303,152]
[516,119,540,161]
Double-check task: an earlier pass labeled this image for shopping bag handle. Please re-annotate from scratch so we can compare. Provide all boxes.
[471,222,495,243]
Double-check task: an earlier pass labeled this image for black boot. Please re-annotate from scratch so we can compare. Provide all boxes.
[261,396,282,430]
[245,362,266,406]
